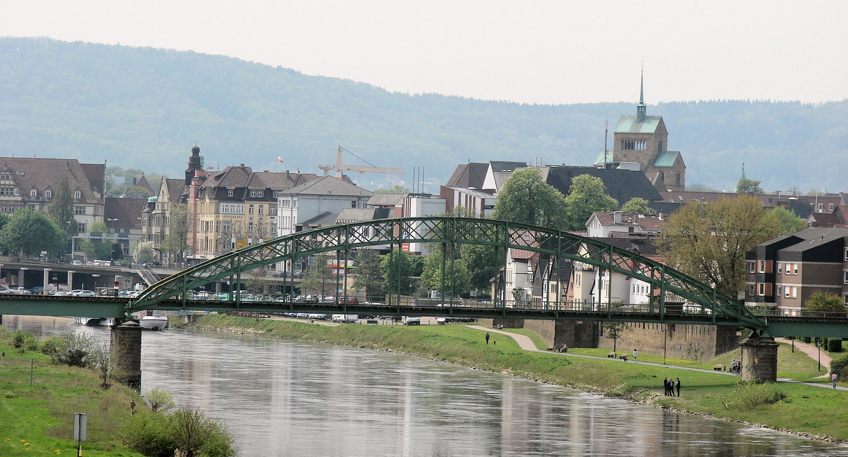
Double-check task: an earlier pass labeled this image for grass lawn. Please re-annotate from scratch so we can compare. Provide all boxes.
[192,315,848,442]
[0,340,144,457]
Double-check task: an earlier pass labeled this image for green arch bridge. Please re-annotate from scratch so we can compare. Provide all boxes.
[1,217,846,338]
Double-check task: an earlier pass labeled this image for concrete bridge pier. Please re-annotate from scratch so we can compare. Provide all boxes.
[111,321,142,391]
[741,336,778,382]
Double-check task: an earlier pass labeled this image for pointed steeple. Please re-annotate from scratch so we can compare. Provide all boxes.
[740,162,746,180]
[636,67,647,122]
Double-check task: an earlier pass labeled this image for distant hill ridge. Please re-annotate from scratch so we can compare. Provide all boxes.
[0,37,845,192]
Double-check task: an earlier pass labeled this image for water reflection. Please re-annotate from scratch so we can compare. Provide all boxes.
[5,316,848,457]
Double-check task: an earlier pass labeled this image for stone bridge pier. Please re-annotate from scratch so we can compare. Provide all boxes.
[741,336,778,382]
[111,321,142,391]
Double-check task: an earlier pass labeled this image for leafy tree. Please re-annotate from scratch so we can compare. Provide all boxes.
[47,174,76,236]
[563,175,619,230]
[736,178,764,195]
[381,249,417,295]
[134,241,155,264]
[90,220,108,233]
[493,168,568,230]
[373,185,409,194]
[300,255,334,296]
[145,388,175,413]
[460,243,500,297]
[0,213,10,232]
[805,290,845,314]
[658,195,781,297]
[767,207,806,235]
[162,202,190,262]
[352,249,384,300]
[0,209,67,257]
[686,183,718,192]
[420,246,471,297]
[620,197,653,214]
[245,268,267,295]
[80,240,113,260]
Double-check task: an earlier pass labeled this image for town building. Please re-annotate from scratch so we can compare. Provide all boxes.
[0,157,106,233]
[745,227,848,315]
[277,176,373,236]
[593,72,686,192]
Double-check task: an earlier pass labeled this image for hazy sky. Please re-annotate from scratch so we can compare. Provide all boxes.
[3,1,846,105]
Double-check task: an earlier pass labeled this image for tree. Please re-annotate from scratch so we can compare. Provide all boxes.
[767,207,806,235]
[300,255,334,296]
[563,175,619,230]
[134,241,155,264]
[658,196,781,297]
[352,249,384,300]
[373,185,409,194]
[620,197,653,214]
[381,249,417,295]
[162,202,190,262]
[47,174,76,237]
[686,183,718,192]
[0,209,67,257]
[493,168,568,230]
[145,388,175,413]
[80,240,113,260]
[245,268,267,295]
[460,243,500,297]
[420,246,471,297]
[107,185,154,198]
[805,290,845,314]
[736,178,764,195]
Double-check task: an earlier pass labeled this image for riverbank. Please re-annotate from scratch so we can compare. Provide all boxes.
[0,335,144,456]
[184,314,848,443]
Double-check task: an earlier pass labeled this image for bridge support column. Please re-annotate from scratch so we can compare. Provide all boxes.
[740,336,778,382]
[111,321,142,391]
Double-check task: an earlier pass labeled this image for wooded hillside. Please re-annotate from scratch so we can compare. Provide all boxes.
[1,37,844,192]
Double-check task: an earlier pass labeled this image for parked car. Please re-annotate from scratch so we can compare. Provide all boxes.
[71,290,96,297]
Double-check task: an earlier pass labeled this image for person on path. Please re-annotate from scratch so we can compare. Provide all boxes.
[485,333,490,345]
[833,372,838,389]
[675,378,681,397]
[663,377,669,396]
[633,349,638,362]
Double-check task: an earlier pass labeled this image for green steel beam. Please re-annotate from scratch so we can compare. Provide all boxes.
[0,297,127,318]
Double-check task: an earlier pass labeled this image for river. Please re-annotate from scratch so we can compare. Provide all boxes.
[5,315,848,457]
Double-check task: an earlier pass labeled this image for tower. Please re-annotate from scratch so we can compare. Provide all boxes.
[185,145,203,186]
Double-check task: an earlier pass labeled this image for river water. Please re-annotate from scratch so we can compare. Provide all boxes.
[5,316,848,457]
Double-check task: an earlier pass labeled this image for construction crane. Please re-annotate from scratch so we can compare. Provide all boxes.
[319,146,404,178]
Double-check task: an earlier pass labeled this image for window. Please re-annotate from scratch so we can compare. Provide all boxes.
[776,286,782,297]
[748,284,755,296]
[250,190,264,198]
[258,206,263,215]
[784,286,797,298]
[227,189,234,197]
[844,271,848,285]
[748,262,755,273]
[78,222,86,233]
[45,190,52,198]
[844,294,848,306]
[777,263,782,274]
[792,264,798,275]
[351,200,357,208]
[758,261,765,273]
[270,207,277,216]
[74,206,85,215]
[29,189,37,197]
[74,191,81,199]
[758,283,765,296]
[1,187,14,196]
[249,205,254,214]
[844,248,848,261]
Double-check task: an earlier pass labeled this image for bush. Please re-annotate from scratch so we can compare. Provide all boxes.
[11,329,38,352]
[122,406,236,457]
[728,381,787,411]
[801,336,812,343]
[145,388,175,413]
[827,338,843,353]
[43,332,96,367]
[832,354,848,382]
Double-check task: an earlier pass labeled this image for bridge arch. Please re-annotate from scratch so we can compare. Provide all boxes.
[130,217,765,330]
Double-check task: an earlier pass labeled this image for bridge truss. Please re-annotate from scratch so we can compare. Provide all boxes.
[130,217,767,331]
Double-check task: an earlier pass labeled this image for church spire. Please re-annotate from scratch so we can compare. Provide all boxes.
[636,67,647,122]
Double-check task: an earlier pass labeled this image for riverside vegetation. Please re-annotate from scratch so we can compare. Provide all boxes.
[0,327,235,457]
[188,314,848,443]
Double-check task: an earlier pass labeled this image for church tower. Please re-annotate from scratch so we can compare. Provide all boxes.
[185,145,203,186]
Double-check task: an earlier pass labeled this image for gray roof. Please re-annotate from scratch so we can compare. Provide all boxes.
[300,211,340,227]
[543,166,662,207]
[336,208,391,223]
[446,163,489,188]
[0,157,104,204]
[777,227,848,252]
[490,161,527,173]
[367,193,406,207]
[282,176,373,197]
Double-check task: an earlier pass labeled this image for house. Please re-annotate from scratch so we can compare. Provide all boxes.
[277,176,373,236]
[103,197,147,257]
[745,227,848,315]
[585,211,665,238]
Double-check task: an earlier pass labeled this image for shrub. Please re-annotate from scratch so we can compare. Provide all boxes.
[827,338,842,353]
[43,332,96,367]
[801,336,812,344]
[145,388,175,413]
[831,354,848,382]
[728,381,787,411]
[11,329,38,352]
[39,335,61,355]
[122,406,236,457]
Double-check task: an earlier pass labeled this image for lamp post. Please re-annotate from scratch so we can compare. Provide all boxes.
[816,338,823,371]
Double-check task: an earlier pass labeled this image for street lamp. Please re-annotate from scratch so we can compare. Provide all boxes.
[816,338,823,371]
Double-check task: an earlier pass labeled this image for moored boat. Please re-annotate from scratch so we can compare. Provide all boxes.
[138,315,168,331]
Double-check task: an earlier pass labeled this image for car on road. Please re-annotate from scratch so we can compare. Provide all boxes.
[71,289,96,297]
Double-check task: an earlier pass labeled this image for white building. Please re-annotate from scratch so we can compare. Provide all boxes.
[277,176,373,236]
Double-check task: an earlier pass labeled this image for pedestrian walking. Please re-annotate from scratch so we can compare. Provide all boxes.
[485,333,490,345]
[675,378,681,397]
[833,372,838,389]
[632,349,638,362]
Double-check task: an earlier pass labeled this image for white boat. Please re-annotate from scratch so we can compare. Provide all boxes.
[138,315,168,331]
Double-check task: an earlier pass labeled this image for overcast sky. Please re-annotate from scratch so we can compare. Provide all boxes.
[3,1,846,105]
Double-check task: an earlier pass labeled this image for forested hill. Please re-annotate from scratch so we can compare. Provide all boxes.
[1,37,845,192]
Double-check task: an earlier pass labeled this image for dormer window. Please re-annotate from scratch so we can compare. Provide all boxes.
[29,189,37,197]
[45,190,52,198]
[227,189,234,197]
[74,191,82,199]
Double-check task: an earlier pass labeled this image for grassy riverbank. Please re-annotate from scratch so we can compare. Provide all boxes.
[188,314,848,442]
[0,336,144,456]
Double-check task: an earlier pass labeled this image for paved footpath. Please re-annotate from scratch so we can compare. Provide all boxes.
[466,325,847,391]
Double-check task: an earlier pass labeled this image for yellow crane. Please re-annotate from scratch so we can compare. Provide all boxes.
[319,146,404,178]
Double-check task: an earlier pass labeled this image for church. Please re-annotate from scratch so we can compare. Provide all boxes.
[595,73,686,192]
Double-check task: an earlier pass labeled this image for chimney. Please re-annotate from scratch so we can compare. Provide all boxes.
[613,211,623,224]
